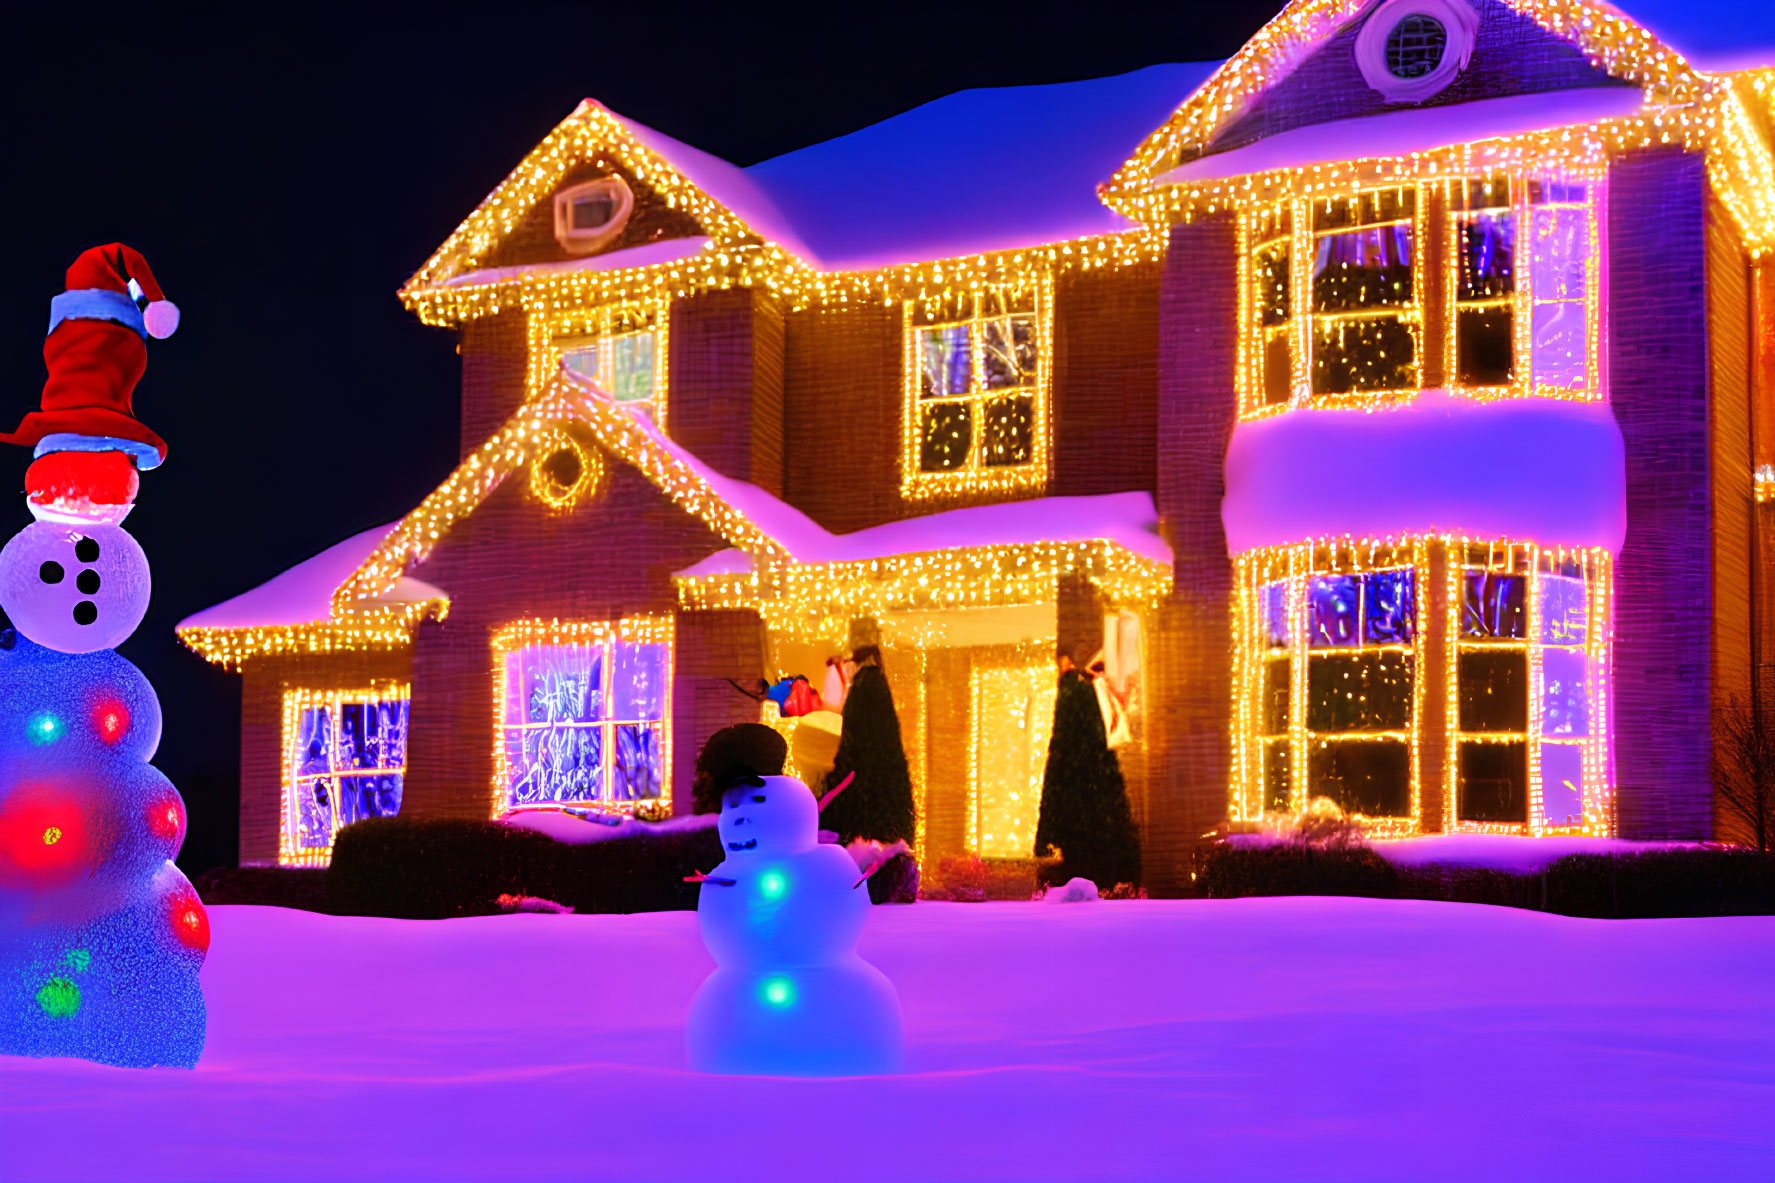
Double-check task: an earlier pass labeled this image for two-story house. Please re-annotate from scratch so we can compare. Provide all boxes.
[180,0,1775,893]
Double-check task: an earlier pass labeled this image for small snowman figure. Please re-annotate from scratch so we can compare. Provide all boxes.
[688,772,903,1075]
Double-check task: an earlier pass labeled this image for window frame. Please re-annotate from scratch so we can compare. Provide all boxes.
[900,279,1053,500]
[536,296,670,421]
[278,684,411,866]
[1444,171,1602,402]
[551,176,635,256]
[490,616,674,817]
[1239,185,1428,417]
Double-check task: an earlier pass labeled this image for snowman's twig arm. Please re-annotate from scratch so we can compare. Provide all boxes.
[817,772,855,812]
[852,857,889,890]
[683,870,736,886]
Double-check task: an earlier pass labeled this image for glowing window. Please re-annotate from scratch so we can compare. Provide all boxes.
[281,687,409,866]
[562,329,658,404]
[1241,188,1422,415]
[968,660,1056,859]
[1449,173,1598,400]
[1452,545,1606,831]
[902,284,1051,499]
[493,618,672,814]
[552,176,634,255]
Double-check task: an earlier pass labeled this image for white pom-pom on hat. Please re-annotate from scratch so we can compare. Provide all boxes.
[143,300,180,339]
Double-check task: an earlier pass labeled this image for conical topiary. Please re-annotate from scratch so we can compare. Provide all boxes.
[1034,669,1141,890]
[820,662,915,844]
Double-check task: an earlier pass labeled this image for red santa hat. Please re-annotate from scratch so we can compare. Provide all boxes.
[0,245,180,520]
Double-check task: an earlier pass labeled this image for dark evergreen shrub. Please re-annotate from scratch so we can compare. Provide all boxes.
[1200,843,1398,899]
[1541,850,1775,918]
[1034,669,1141,890]
[192,866,332,913]
[820,664,916,844]
[326,817,723,918]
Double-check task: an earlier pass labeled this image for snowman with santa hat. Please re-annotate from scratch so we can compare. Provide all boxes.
[0,244,209,1068]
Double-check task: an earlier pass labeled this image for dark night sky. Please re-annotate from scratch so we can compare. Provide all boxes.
[0,1,1284,873]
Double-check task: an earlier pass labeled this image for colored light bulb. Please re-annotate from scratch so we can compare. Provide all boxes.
[92,699,130,744]
[28,712,63,745]
[759,870,787,899]
[169,894,210,953]
[759,975,795,1009]
[148,798,183,840]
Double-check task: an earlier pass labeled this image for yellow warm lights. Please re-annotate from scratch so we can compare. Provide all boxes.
[177,601,446,670]
[968,655,1055,859]
[676,541,1170,639]
[1232,534,1614,838]
[277,684,411,866]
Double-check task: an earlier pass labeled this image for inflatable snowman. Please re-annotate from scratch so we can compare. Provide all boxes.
[0,244,207,1068]
[688,773,903,1075]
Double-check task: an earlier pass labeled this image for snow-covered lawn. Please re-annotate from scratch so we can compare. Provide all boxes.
[3,899,1771,1182]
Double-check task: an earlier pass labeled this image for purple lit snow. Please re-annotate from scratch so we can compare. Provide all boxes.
[3,899,1770,1181]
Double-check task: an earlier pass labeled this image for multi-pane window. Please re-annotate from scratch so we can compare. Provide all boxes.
[281,687,409,865]
[1241,175,1597,416]
[562,328,659,405]
[1244,543,1423,826]
[1235,540,1612,835]
[903,285,1050,496]
[1311,188,1420,399]
[545,299,668,415]
[1241,187,1422,413]
[493,618,672,813]
[1451,544,1607,831]
[1450,173,1597,397]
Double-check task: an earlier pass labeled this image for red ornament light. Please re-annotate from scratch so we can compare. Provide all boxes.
[92,698,130,744]
[148,796,183,840]
[0,788,90,886]
[169,893,210,953]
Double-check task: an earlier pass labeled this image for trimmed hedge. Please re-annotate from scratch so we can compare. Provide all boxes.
[326,817,723,919]
[1201,844,1775,918]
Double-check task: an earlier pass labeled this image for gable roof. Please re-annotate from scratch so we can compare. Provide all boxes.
[1101,0,1749,213]
[403,63,1222,304]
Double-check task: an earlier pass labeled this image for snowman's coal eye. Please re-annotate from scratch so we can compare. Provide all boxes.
[39,561,64,584]
[751,795,767,803]
[74,538,100,563]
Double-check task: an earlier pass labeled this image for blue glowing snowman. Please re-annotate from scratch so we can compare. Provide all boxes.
[688,774,903,1075]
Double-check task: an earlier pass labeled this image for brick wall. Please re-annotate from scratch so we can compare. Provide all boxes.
[404,456,735,821]
[782,302,903,533]
[1607,148,1715,839]
[1051,260,1162,498]
[459,309,528,462]
[237,647,413,864]
[1208,0,1627,157]
[1148,213,1241,892]
[481,159,704,272]
[667,289,785,496]
[672,608,770,815]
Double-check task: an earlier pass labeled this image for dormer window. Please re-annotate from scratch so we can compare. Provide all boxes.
[1355,0,1478,104]
[553,176,634,255]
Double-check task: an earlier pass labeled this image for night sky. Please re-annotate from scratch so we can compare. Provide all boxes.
[0,1,1284,873]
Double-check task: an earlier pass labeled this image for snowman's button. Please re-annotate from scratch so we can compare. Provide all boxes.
[76,570,101,594]
[72,601,98,625]
[74,538,100,563]
[39,561,64,584]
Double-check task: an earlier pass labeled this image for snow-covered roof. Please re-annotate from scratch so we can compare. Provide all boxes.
[177,524,447,631]
[1622,0,1775,72]
[742,63,1221,271]
[676,492,1171,579]
[1163,87,1647,184]
[442,236,710,290]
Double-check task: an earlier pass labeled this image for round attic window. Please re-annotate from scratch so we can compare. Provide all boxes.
[1355,0,1478,104]
[1385,15,1447,79]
